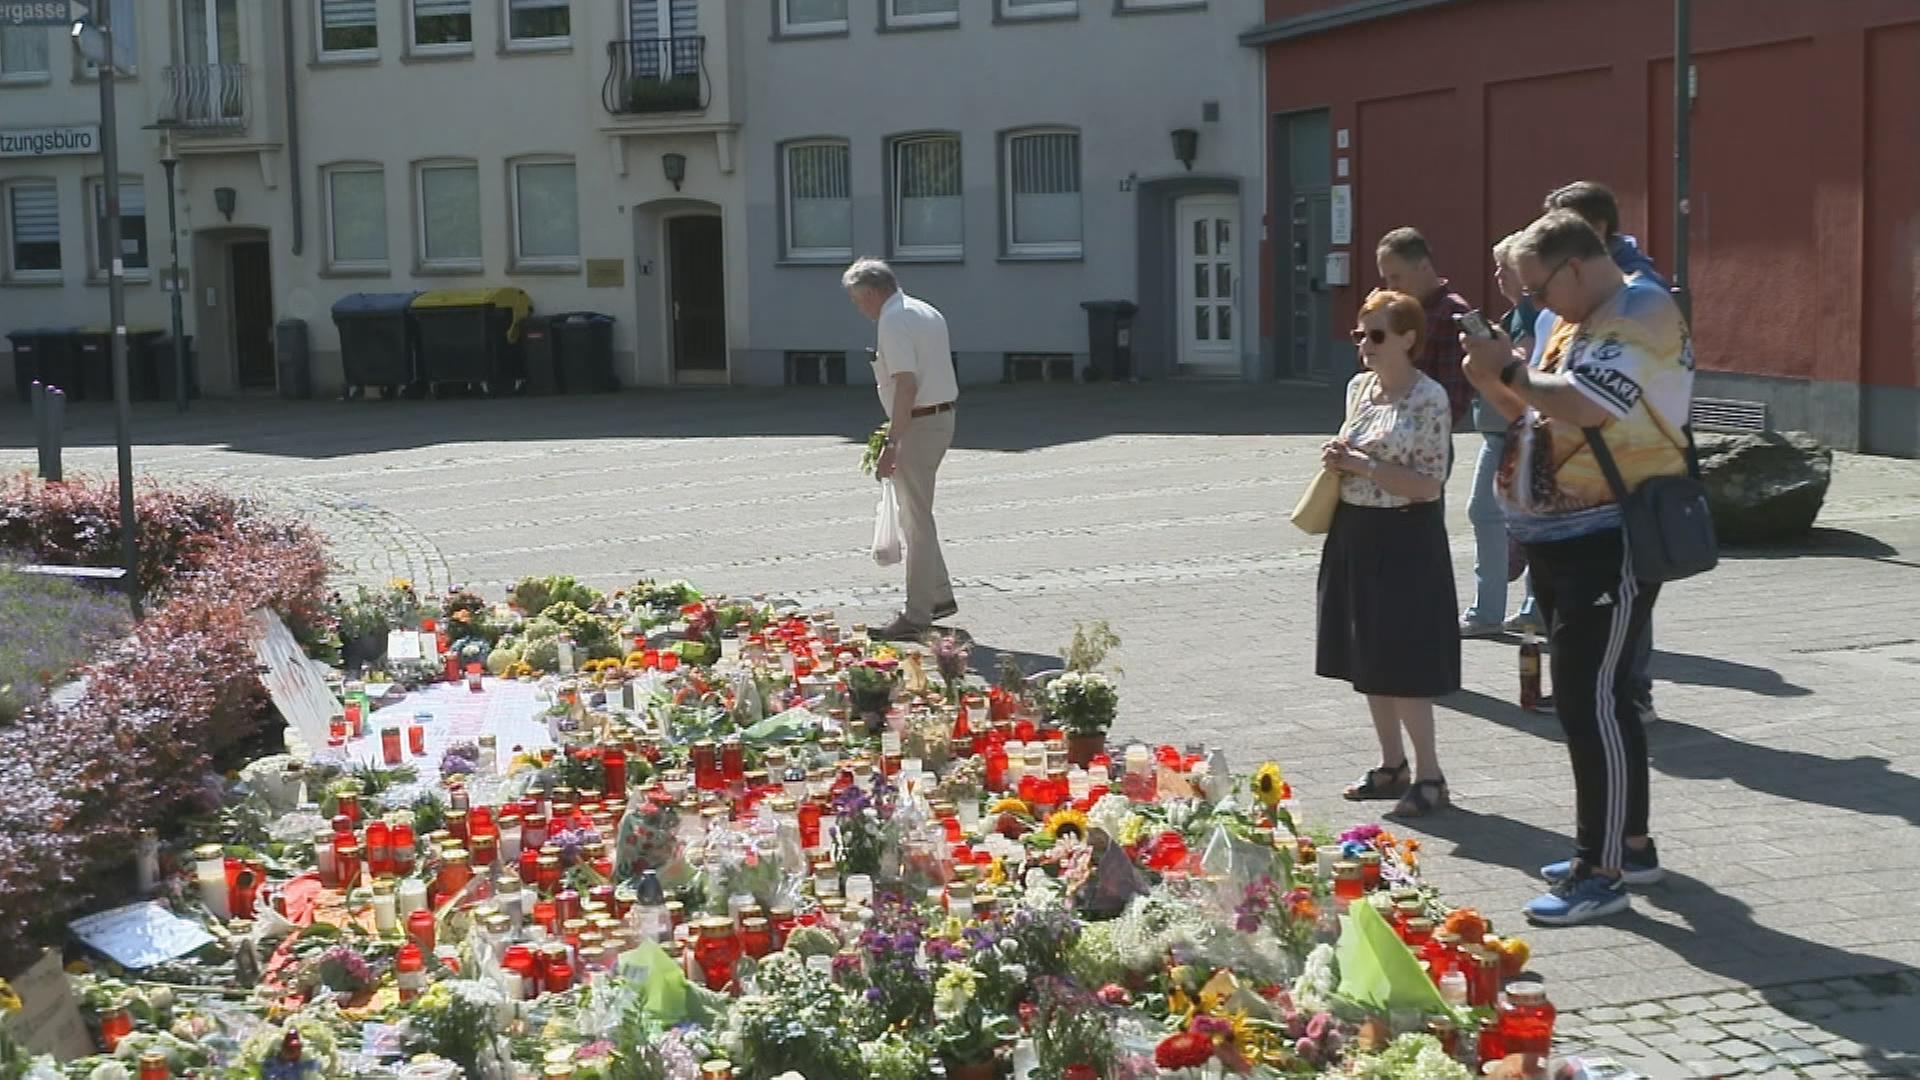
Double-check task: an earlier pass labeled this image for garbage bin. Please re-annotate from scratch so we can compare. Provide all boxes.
[147,335,199,403]
[409,287,531,395]
[332,292,422,398]
[1080,300,1138,382]
[521,314,560,396]
[122,330,168,401]
[276,318,312,400]
[8,328,78,401]
[552,312,616,394]
[74,328,163,401]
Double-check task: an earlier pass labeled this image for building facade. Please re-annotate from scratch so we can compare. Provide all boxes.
[1244,0,1920,456]
[1,0,750,395]
[736,0,1265,386]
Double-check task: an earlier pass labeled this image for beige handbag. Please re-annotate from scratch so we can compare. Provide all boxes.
[1290,376,1364,535]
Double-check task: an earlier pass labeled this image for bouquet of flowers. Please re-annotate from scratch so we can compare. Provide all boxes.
[1045,672,1119,737]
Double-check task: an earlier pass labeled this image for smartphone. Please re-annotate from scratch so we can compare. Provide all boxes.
[1455,310,1496,340]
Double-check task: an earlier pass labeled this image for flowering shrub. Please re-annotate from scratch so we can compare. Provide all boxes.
[0,474,330,977]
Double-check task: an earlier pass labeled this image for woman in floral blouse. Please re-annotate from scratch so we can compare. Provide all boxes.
[1316,289,1461,817]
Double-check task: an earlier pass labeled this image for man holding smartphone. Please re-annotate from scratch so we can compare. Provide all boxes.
[845,258,960,640]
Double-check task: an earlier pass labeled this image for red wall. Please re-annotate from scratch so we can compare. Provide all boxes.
[1255,0,1920,391]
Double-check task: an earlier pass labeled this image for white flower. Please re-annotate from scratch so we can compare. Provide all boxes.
[88,1063,131,1080]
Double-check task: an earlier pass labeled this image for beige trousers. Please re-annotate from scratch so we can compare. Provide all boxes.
[891,409,955,623]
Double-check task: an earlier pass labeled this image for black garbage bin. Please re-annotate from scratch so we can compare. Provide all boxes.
[332,292,422,397]
[410,288,530,396]
[522,315,560,396]
[1080,300,1139,382]
[276,319,312,400]
[122,330,166,401]
[553,312,616,394]
[73,328,163,401]
[8,328,78,401]
[147,335,200,403]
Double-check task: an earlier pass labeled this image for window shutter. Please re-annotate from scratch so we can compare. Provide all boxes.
[322,0,377,28]
[11,185,58,244]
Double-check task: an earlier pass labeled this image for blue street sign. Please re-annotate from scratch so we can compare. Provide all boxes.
[1,1,88,27]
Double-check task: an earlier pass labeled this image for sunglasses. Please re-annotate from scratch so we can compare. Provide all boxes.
[1349,327,1389,345]
[1523,259,1571,305]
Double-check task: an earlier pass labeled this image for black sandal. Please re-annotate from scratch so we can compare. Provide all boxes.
[1343,761,1411,802]
[1391,778,1451,817]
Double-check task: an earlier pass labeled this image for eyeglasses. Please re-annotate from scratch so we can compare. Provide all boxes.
[1349,327,1388,345]
[1523,260,1571,305]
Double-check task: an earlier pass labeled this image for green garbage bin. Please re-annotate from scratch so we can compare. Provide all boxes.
[409,287,531,396]
[333,292,422,398]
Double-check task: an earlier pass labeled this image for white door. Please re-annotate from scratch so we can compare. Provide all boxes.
[1176,195,1240,372]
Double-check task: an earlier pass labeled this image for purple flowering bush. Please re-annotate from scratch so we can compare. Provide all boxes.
[0,474,331,976]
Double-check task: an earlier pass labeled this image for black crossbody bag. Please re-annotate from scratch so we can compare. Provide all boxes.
[1581,422,1718,582]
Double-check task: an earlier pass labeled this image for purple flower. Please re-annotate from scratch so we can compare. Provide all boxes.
[1235,912,1261,933]
[866,987,884,1003]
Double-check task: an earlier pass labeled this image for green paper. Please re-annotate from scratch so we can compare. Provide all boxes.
[742,706,817,743]
[615,941,691,1023]
[1334,899,1450,1014]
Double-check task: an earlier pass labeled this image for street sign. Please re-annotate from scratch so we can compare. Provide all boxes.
[0,1,87,26]
[0,126,100,159]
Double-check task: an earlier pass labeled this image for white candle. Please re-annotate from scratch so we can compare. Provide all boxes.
[499,823,522,865]
[396,877,428,917]
[844,874,874,908]
[372,890,397,933]
[193,846,230,921]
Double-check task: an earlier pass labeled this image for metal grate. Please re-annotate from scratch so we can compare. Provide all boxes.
[1689,397,1769,433]
[1003,352,1075,383]
[785,351,846,386]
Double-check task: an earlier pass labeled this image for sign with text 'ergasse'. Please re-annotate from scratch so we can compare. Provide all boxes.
[0,2,88,26]
[0,126,100,159]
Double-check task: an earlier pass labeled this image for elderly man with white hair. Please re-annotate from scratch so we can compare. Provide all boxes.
[843,257,960,639]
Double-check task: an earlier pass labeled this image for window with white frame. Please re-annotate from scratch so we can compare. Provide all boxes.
[318,0,378,58]
[510,159,579,266]
[998,0,1077,19]
[416,161,481,268]
[893,135,962,259]
[325,164,388,270]
[779,0,847,35]
[783,140,851,260]
[4,182,61,278]
[0,25,51,82]
[1004,129,1081,256]
[886,0,958,28]
[88,176,149,278]
[506,0,570,45]
[411,0,472,51]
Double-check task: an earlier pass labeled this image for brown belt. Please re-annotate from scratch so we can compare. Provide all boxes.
[909,402,955,419]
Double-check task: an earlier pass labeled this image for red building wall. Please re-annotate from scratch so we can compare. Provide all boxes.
[1254,0,1920,449]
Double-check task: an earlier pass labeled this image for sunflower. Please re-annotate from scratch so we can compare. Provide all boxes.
[1043,808,1090,842]
[1252,762,1287,808]
[0,979,20,1014]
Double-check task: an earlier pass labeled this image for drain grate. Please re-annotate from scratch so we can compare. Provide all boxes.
[1690,397,1770,433]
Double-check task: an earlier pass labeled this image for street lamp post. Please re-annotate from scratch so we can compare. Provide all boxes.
[156,125,188,413]
[73,4,142,616]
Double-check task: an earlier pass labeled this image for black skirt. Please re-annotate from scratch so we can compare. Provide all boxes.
[1316,499,1462,698]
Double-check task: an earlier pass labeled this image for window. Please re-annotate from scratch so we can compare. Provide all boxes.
[318,0,378,59]
[1004,129,1081,257]
[1117,0,1201,9]
[783,140,851,260]
[511,159,579,266]
[628,0,697,39]
[506,0,570,45]
[892,135,961,259]
[88,177,149,279]
[886,0,958,28]
[78,0,138,75]
[4,182,60,279]
[0,26,51,83]
[325,165,388,270]
[181,0,242,65]
[997,0,1076,18]
[411,0,473,52]
[416,162,481,269]
[779,0,847,35]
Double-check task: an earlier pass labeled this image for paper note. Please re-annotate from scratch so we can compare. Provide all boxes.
[69,902,216,970]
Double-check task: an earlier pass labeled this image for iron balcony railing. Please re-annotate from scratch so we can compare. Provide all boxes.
[162,63,249,132]
[602,37,708,116]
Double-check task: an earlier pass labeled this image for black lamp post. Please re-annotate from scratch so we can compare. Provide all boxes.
[155,124,188,413]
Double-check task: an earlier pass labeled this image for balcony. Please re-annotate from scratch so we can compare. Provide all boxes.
[161,63,249,133]
[603,37,708,116]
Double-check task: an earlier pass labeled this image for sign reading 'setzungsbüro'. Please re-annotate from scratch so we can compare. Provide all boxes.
[0,126,100,159]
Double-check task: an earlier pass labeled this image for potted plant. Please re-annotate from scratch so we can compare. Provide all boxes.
[1047,672,1119,767]
[934,961,1017,1080]
[845,658,899,734]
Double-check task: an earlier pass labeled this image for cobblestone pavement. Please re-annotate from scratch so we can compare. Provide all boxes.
[8,385,1920,1076]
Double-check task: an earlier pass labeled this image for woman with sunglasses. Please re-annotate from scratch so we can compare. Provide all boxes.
[1318,289,1461,817]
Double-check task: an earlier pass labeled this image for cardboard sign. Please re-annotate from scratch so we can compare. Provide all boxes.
[1,951,91,1061]
[385,629,422,663]
[248,609,338,752]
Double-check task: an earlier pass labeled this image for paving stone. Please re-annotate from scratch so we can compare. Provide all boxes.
[1681,1061,1741,1079]
[1667,995,1718,1015]
[1711,992,1761,1010]
[1712,1039,1766,1059]
[1622,1019,1675,1037]
[1758,1031,1815,1052]
[1780,1046,1836,1066]
[1626,1002,1669,1021]
[1586,1006,1632,1023]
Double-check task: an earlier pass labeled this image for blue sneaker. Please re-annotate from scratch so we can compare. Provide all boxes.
[1542,840,1663,887]
[1525,871,1630,926]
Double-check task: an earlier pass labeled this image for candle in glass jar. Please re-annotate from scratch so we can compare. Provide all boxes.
[396,877,428,918]
[390,822,417,875]
[467,663,486,692]
[137,1049,169,1080]
[381,726,403,765]
[195,846,230,920]
[312,829,338,885]
[336,842,363,889]
[1332,862,1364,903]
[407,907,436,952]
[372,880,398,933]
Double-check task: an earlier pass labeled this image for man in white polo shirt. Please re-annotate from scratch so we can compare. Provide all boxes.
[844,257,959,639]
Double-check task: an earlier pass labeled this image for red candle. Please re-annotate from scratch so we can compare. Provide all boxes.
[99,1005,133,1051]
[365,820,392,876]
[343,700,362,736]
[390,823,416,874]
[545,961,574,994]
[381,726,404,765]
[720,738,745,782]
[408,723,426,756]
[407,908,435,952]
[602,748,628,796]
[466,663,485,692]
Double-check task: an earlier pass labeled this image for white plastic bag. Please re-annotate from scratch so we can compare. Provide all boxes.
[871,479,904,566]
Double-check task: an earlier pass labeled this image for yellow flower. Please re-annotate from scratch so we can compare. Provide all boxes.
[0,979,21,1014]
[1252,762,1286,808]
[1043,808,1090,842]
[1117,814,1149,847]
[388,578,414,593]
[984,858,1008,886]
[987,797,1030,817]
[871,645,900,661]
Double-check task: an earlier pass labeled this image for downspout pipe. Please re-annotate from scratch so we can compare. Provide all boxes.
[283,0,303,255]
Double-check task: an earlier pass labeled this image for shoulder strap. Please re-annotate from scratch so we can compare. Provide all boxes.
[1581,427,1634,508]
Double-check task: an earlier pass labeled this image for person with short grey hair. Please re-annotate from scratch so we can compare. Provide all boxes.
[845,257,960,639]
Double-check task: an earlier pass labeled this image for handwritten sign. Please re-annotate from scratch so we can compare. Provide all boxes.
[69,902,215,970]
[1,951,91,1061]
[249,609,340,752]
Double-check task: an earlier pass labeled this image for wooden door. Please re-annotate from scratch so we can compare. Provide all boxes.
[230,240,275,389]
[668,215,726,379]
